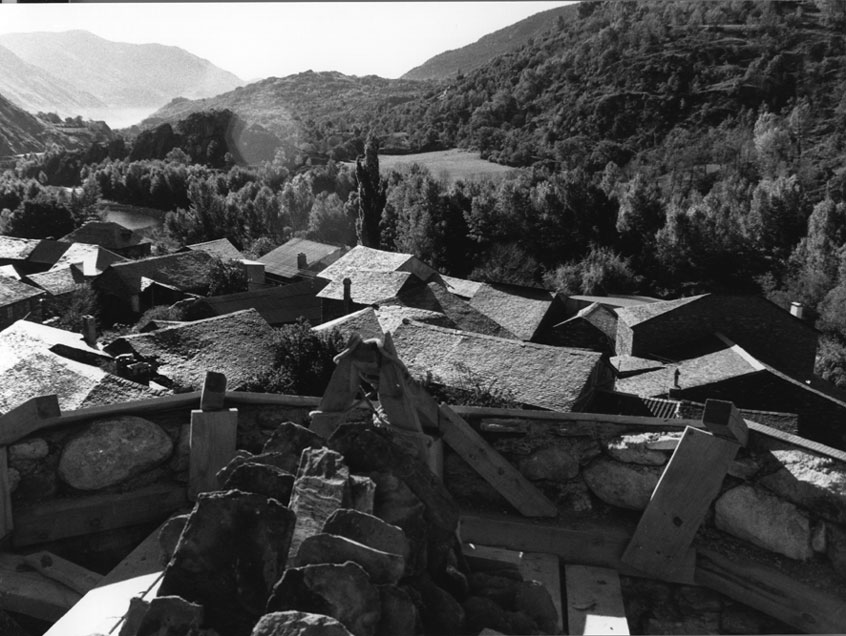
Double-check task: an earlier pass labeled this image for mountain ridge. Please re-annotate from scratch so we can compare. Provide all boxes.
[0,30,244,112]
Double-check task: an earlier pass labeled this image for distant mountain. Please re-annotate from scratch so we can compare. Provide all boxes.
[0,30,244,110]
[401,4,578,81]
[0,44,106,117]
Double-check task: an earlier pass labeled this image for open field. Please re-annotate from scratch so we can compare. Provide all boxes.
[377,149,517,183]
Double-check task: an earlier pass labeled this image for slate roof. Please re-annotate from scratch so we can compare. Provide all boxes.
[258,238,348,279]
[317,245,438,283]
[0,320,163,412]
[187,238,245,262]
[27,266,88,296]
[587,390,682,419]
[103,309,276,391]
[390,320,605,412]
[468,282,558,341]
[62,221,149,250]
[567,294,660,308]
[555,302,619,340]
[197,278,326,325]
[317,270,420,305]
[27,240,72,266]
[0,275,45,307]
[0,236,39,261]
[615,294,709,326]
[51,243,127,275]
[386,281,517,339]
[614,346,759,397]
[97,250,215,297]
[313,305,456,341]
[440,275,483,300]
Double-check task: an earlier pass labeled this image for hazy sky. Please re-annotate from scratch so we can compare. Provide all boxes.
[0,2,573,81]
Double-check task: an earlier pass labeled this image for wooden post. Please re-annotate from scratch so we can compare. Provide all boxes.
[1,447,12,541]
[188,372,237,501]
[0,394,61,445]
[621,401,746,580]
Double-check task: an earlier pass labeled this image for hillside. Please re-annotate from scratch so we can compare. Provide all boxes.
[0,30,243,110]
[0,91,57,156]
[0,44,105,117]
[139,71,428,160]
[401,4,578,81]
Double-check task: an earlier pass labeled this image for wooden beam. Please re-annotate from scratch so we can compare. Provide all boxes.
[565,564,629,635]
[460,513,695,585]
[12,483,187,548]
[0,447,12,540]
[0,552,81,622]
[521,552,563,634]
[22,551,101,595]
[701,399,748,445]
[0,395,61,445]
[43,570,163,636]
[696,547,846,634]
[188,408,238,500]
[622,427,739,580]
[439,405,558,518]
[199,370,227,411]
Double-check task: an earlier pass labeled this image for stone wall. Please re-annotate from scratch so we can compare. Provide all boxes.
[445,412,846,635]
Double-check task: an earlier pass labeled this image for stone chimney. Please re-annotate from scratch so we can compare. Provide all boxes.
[297,252,308,270]
[81,314,98,348]
[343,277,352,315]
[790,301,805,320]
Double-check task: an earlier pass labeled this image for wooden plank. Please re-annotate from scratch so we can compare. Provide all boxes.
[0,395,61,445]
[696,547,846,634]
[0,552,81,622]
[42,571,163,636]
[188,408,238,500]
[701,399,748,445]
[0,447,12,539]
[199,370,227,411]
[12,483,187,547]
[22,551,101,595]
[460,513,696,585]
[439,404,558,518]
[565,564,629,635]
[310,356,359,438]
[520,552,563,634]
[462,543,524,569]
[622,427,739,579]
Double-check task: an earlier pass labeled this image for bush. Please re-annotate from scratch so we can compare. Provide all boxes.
[241,319,347,396]
[207,258,249,296]
[41,285,100,332]
[543,246,639,295]
[421,363,521,409]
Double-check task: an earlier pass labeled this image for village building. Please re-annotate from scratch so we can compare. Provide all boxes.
[185,238,245,262]
[258,237,349,283]
[468,282,567,342]
[93,250,216,323]
[0,275,45,329]
[549,301,619,351]
[103,309,276,391]
[61,221,152,259]
[390,320,612,412]
[313,304,456,341]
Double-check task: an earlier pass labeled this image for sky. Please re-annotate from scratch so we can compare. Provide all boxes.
[0,2,573,81]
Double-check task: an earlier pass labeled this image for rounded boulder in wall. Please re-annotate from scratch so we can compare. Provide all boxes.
[58,416,173,490]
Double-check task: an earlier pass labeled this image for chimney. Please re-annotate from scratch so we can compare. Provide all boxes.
[297,252,308,270]
[243,261,265,288]
[790,301,805,320]
[81,314,97,347]
[343,277,352,315]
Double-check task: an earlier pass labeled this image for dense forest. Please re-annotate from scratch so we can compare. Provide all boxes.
[4,0,846,383]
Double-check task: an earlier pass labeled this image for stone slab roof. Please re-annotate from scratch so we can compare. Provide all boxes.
[386,281,517,339]
[258,238,348,279]
[317,245,438,283]
[469,282,558,341]
[103,309,276,391]
[0,236,39,261]
[390,320,604,412]
[187,238,245,262]
[440,275,483,300]
[27,266,87,296]
[317,270,418,305]
[313,305,455,341]
[50,243,127,276]
[615,294,709,326]
[198,279,326,325]
[0,275,45,307]
[97,250,215,297]
[62,221,149,250]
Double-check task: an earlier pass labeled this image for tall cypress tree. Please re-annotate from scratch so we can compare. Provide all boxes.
[355,137,385,248]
